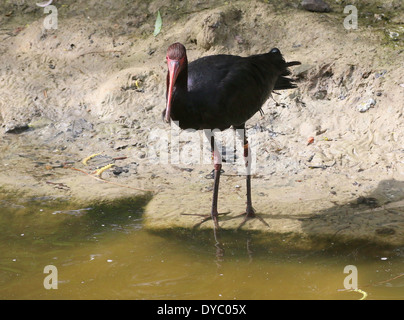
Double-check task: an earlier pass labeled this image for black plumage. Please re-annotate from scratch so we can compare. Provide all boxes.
[163,44,300,130]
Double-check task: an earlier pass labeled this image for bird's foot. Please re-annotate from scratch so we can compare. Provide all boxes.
[181,210,229,229]
[237,206,270,230]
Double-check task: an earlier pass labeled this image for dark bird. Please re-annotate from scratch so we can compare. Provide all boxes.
[163,42,300,229]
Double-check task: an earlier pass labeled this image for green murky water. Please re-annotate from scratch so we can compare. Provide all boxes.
[0,192,403,300]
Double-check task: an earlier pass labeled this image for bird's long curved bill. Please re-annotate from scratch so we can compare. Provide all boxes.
[165,59,180,123]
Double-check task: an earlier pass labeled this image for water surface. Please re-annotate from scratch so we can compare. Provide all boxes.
[0,193,403,300]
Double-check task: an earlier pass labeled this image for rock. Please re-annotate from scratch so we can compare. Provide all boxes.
[196,12,226,50]
[301,0,331,13]
[313,89,327,100]
[357,98,376,113]
[113,166,128,176]
[4,123,29,134]
[196,7,243,50]
[375,70,387,78]
[388,31,400,41]
[69,119,93,138]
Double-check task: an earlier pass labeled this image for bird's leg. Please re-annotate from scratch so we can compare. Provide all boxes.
[237,128,269,229]
[181,134,228,229]
[243,134,255,218]
[210,136,222,230]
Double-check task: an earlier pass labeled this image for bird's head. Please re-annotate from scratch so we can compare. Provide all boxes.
[165,42,187,123]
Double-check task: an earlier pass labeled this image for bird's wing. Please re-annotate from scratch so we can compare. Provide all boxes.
[187,52,299,129]
[216,55,279,126]
[187,55,244,129]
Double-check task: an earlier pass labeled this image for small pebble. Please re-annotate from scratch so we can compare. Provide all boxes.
[301,0,331,12]
[389,31,399,40]
[357,98,376,112]
[375,70,387,78]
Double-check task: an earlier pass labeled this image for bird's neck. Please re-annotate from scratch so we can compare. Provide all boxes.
[175,64,188,92]
[171,64,191,120]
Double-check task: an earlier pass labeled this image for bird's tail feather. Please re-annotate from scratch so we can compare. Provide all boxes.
[286,61,301,67]
[274,60,301,90]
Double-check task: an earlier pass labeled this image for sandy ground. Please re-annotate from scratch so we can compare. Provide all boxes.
[0,0,403,246]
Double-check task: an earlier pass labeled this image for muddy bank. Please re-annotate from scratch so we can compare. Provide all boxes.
[0,0,403,246]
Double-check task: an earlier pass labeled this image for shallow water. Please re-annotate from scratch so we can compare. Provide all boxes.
[0,193,403,300]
